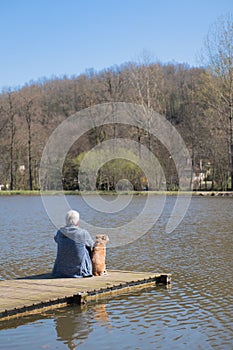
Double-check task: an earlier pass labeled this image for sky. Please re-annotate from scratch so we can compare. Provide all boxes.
[0,0,233,91]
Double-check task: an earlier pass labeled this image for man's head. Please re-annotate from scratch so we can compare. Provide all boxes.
[65,210,80,226]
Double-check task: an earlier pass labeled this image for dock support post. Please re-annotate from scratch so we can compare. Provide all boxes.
[155,274,171,285]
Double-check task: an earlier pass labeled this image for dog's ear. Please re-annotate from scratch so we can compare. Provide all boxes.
[96,234,102,240]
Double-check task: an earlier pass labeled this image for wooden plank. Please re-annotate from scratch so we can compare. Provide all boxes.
[0,270,171,321]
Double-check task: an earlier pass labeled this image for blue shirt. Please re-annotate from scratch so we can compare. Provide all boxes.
[52,225,94,278]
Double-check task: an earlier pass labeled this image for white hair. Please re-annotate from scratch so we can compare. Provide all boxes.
[65,210,80,226]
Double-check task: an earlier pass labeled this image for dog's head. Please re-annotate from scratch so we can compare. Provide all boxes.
[95,234,109,245]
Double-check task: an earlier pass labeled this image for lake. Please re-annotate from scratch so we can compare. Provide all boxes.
[0,194,232,349]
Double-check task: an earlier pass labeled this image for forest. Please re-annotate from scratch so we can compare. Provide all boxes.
[0,15,233,192]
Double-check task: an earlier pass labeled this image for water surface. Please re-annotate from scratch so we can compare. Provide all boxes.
[0,195,232,349]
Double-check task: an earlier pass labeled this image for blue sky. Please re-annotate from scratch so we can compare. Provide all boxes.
[0,0,232,91]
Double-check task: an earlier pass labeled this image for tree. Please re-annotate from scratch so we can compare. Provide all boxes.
[19,85,42,190]
[202,13,233,189]
[68,148,152,191]
[125,57,165,163]
[0,91,18,189]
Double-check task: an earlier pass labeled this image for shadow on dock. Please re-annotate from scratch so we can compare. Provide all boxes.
[17,273,54,280]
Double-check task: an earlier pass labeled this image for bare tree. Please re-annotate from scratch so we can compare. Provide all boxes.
[202,13,233,189]
[0,91,19,189]
[20,87,40,190]
[126,59,165,160]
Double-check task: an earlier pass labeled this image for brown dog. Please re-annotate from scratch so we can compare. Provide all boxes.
[92,234,109,276]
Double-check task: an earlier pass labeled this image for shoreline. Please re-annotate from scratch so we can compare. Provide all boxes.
[0,190,233,196]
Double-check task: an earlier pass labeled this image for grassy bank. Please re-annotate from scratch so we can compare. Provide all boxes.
[0,189,227,196]
[0,190,81,196]
[0,190,41,196]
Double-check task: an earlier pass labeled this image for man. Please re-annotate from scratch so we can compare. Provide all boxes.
[52,210,94,277]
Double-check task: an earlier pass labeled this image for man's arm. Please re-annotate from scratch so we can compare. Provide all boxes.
[54,230,60,243]
[84,231,94,248]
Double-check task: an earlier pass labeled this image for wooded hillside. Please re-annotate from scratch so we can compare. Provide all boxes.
[1,16,232,191]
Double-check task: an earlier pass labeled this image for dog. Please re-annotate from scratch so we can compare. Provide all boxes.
[93,304,112,328]
[92,234,109,276]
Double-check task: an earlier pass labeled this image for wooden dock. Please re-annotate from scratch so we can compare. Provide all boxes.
[0,270,171,321]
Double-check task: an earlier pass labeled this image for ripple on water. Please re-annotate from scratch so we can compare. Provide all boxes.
[0,285,232,350]
[0,196,233,349]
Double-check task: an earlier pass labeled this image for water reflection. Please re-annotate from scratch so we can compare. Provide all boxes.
[0,303,112,349]
[55,306,91,349]
[92,304,112,328]
[55,304,112,349]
